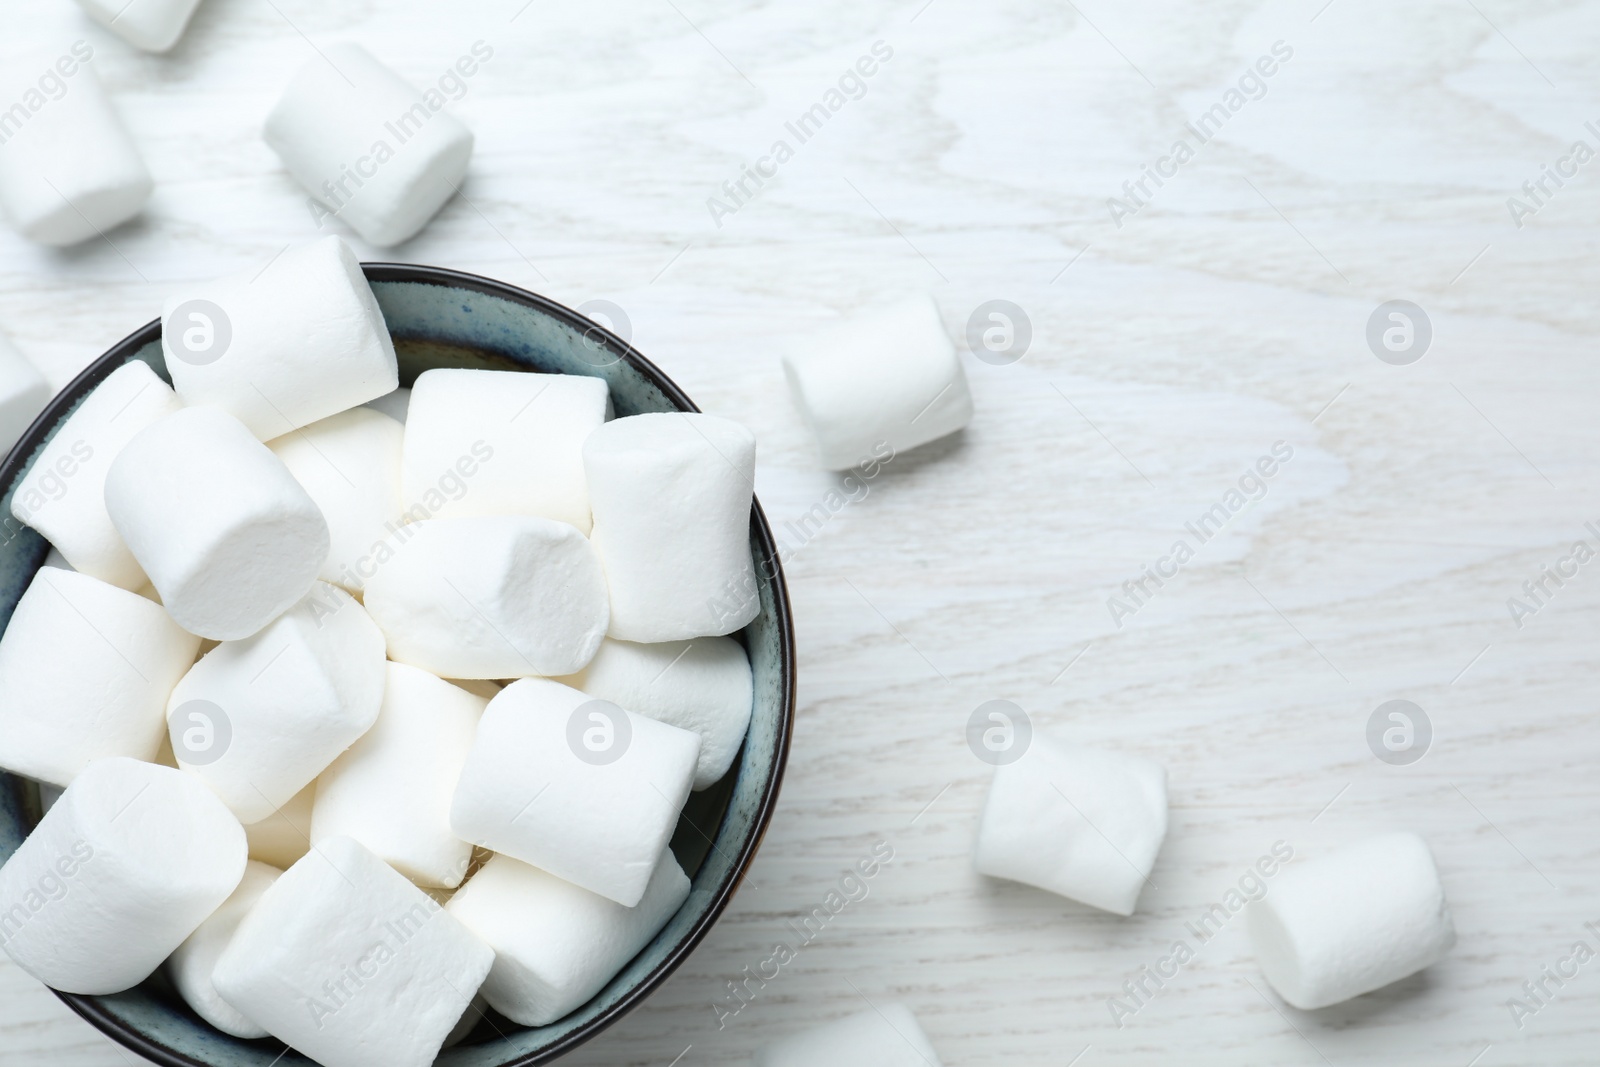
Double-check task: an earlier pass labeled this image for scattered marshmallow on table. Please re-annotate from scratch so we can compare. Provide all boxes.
[0,48,153,247]
[11,359,182,589]
[402,368,607,531]
[265,43,475,247]
[0,757,246,995]
[312,662,486,888]
[560,636,752,790]
[1249,831,1456,1009]
[781,293,973,470]
[268,406,405,592]
[74,0,204,52]
[161,236,398,439]
[363,515,608,678]
[755,1004,944,1067]
[0,568,199,786]
[451,678,700,907]
[213,836,493,1067]
[166,582,386,823]
[104,405,330,640]
[447,851,690,1026]
[973,733,1168,916]
[0,331,49,458]
[243,781,314,870]
[584,412,758,642]
[167,860,281,1039]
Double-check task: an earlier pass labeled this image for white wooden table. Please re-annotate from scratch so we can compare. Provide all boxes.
[3,0,1600,1063]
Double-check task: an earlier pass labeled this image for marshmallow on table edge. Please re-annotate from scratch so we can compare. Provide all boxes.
[972,733,1168,916]
[0,757,246,995]
[0,49,153,247]
[0,567,199,787]
[1249,832,1456,1009]
[12,359,182,590]
[781,293,973,470]
[0,332,50,459]
[75,0,205,52]
[161,236,397,440]
[755,1004,944,1067]
[167,861,280,1039]
[265,43,475,247]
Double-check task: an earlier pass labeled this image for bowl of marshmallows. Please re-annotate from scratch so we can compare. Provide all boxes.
[0,235,794,1067]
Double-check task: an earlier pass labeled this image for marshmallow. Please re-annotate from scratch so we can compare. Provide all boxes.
[755,1004,944,1067]
[161,236,398,440]
[446,851,689,1026]
[12,360,181,589]
[0,757,246,995]
[0,568,199,786]
[973,734,1168,916]
[0,50,153,247]
[0,332,50,457]
[364,386,410,424]
[166,582,386,823]
[1249,832,1456,1009]
[312,662,485,888]
[782,293,973,470]
[267,407,404,592]
[75,0,204,52]
[450,678,699,906]
[584,413,758,642]
[560,636,751,790]
[264,43,475,247]
[403,369,607,532]
[104,405,330,640]
[244,782,314,870]
[213,836,493,1067]
[167,860,280,1039]
[363,516,608,678]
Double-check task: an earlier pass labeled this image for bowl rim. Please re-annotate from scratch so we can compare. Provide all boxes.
[23,262,796,1067]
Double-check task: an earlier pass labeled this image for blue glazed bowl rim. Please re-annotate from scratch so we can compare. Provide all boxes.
[12,261,796,1067]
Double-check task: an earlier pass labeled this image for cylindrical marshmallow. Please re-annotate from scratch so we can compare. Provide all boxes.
[584,412,758,642]
[0,568,199,786]
[363,515,608,678]
[267,406,404,592]
[1249,832,1456,1009]
[0,48,153,247]
[560,636,752,790]
[75,0,204,52]
[243,781,314,870]
[264,43,475,247]
[167,860,280,1039]
[756,1004,945,1067]
[166,582,386,823]
[312,662,486,888]
[104,405,330,640]
[0,757,246,995]
[11,360,182,589]
[446,851,690,1026]
[402,368,607,531]
[161,236,398,439]
[0,331,50,458]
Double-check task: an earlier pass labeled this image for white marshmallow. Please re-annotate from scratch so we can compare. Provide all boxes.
[267,407,404,592]
[782,293,973,470]
[0,568,199,786]
[363,516,608,678]
[450,678,699,907]
[560,636,751,790]
[41,546,71,570]
[243,782,314,870]
[973,734,1168,916]
[0,757,246,995]
[0,50,152,247]
[446,851,689,1026]
[161,236,398,440]
[0,332,50,458]
[75,0,204,52]
[403,369,607,532]
[363,386,410,424]
[12,360,181,589]
[584,413,757,642]
[166,582,386,823]
[312,662,485,888]
[1249,832,1456,1009]
[167,860,280,1039]
[264,43,475,247]
[104,405,330,640]
[213,836,493,1067]
[755,1004,944,1067]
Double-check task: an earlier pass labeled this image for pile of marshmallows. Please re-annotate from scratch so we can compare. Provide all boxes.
[0,234,762,1067]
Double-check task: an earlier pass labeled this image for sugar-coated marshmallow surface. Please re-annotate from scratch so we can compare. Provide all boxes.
[754,1003,945,1067]
[167,860,281,1039]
